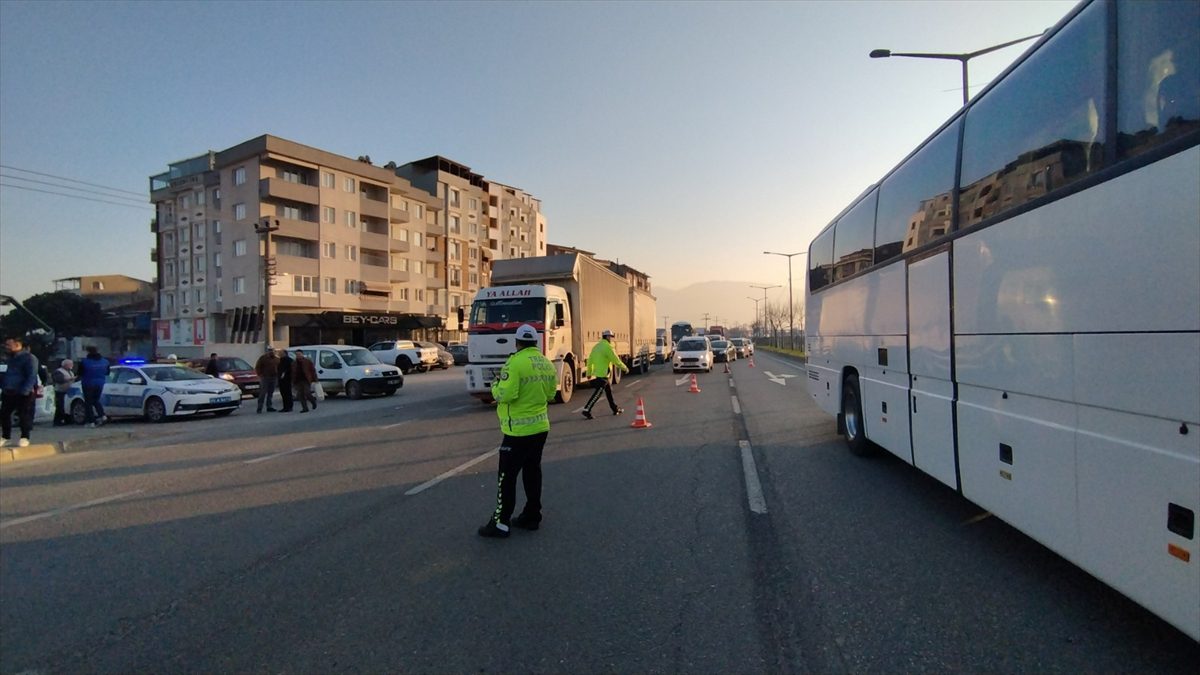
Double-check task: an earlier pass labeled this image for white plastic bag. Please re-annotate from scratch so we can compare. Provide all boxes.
[312,381,326,401]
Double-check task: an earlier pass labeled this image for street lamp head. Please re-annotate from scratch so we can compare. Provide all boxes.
[869,49,892,58]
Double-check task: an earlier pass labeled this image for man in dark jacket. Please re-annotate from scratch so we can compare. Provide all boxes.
[277,349,294,412]
[78,345,110,427]
[253,347,278,413]
[292,351,318,413]
[1,336,40,448]
[205,353,220,376]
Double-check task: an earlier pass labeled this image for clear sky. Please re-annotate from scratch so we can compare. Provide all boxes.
[0,0,1078,326]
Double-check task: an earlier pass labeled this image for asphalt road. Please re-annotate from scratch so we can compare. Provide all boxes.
[1,357,1196,673]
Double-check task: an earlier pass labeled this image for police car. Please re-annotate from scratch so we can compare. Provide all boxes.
[66,360,242,423]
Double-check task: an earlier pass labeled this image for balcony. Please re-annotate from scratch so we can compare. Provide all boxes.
[259,178,319,205]
[388,237,410,253]
[425,218,442,236]
[424,247,442,262]
[360,265,389,284]
[150,248,157,262]
[425,273,444,289]
[275,217,319,241]
[360,230,388,251]
[390,207,410,223]
[359,197,388,220]
[389,269,410,283]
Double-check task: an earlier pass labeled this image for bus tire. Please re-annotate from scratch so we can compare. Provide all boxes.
[842,373,873,456]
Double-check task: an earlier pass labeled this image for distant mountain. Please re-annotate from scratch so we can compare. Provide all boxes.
[653,280,793,332]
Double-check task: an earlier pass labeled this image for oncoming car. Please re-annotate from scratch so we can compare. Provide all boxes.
[672,337,713,373]
[730,338,754,359]
[66,362,242,424]
[710,339,735,363]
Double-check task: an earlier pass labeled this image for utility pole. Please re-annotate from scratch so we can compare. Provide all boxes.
[256,218,280,349]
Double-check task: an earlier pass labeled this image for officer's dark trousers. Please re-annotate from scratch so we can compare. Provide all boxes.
[582,377,617,413]
[492,431,547,525]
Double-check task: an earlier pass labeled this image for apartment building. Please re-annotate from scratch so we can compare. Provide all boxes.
[149,135,546,358]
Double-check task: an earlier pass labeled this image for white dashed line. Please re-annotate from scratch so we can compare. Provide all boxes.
[731,396,741,415]
[1,489,145,530]
[380,421,410,430]
[244,445,316,464]
[739,441,768,514]
[405,448,499,495]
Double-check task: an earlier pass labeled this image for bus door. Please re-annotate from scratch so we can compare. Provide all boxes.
[907,250,959,490]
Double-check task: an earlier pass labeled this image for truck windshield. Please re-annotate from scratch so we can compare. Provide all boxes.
[469,298,546,333]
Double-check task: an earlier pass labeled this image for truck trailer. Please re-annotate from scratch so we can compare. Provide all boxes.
[463,253,656,403]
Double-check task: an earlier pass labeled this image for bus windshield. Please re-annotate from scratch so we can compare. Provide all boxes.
[468,297,545,333]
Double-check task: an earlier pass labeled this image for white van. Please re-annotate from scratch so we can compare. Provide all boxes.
[290,345,403,399]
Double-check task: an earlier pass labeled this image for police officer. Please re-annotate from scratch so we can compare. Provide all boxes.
[478,324,558,538]
[581,329,629,419]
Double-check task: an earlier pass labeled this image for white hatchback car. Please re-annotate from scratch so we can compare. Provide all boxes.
[65,361,242,423]
[672,336,713,373]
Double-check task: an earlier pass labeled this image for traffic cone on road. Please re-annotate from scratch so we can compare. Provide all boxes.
[630,397,652,429]
[748,355,755,368]
[724,361,731,374]
[688,374,701,393]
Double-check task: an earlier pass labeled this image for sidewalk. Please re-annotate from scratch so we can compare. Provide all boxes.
[0,422,144,465]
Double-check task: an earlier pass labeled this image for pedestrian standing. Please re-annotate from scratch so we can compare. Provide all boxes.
[478,324,558,538]
[277,349,294,412]
[581,329,629,419]
[205,352,220,376]
[52,358,76,426]
[253,346,279,413]
[0,336,40,448]
[78,345,110,427]
[292,351,318,413]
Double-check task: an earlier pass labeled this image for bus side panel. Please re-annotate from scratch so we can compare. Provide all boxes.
[909,252,958,489]
[956,384,1079,561]
[805,336,841,418]
[858,335,911,464]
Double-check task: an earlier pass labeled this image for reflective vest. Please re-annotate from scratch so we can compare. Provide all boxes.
[586,338,628,379]
[492,347,558,436]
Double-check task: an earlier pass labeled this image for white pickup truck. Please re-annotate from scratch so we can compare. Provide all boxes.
[366,340,439,374]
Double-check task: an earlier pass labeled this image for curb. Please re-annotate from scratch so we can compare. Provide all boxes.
[0,443,60,465]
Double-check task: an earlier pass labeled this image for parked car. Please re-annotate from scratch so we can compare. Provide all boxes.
[417,341,454,369]
[448,344,469,365]
[64,361,242,424]
[672,336,713,373]
[290,345,403,399]
[710,339,736,363]
[366,340,439,374]
[730,338,753,359]
[187,356,261,398]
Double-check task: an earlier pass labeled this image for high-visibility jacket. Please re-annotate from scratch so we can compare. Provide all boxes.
[492,346,558,436]
[585,338,628,379]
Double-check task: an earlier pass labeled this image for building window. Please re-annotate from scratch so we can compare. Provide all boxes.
[213,252,221,268]
[398,288,409,301]
[163,292,174,313]
[416,289,425,302]
[194,223,205,240]
[344,177,355,193]
[322,241,336,258]
[282,205,301,220]
[195,288,205,305]
[413,260,423,275]
[322,206,335,224]
[392,196,407,210]
[194,254,206,273]
[450,188,460,207]
[449,241,461,261]
[412,231,423,247]
[180,258,191,276]
[344,279,360,294]
[345,210,357,228]
[394,227,408,242]
[323,277,337,294]
[346,244,357,261]
[163,232,175,250]
[450,267,461,285]
[413,204,424,219]
[234,167,246,185]
[234,239,247,257]
[233,276,246,294]
[469,197,478,210]
[392,256,408,271]
[180,227,190,246]
[469,271,478,286]
[234,203,246,221]
[322,171,334,188]
[291,275,317,294]
[212,189,221,209]
[449,215,460,234]
[213,220,221,233]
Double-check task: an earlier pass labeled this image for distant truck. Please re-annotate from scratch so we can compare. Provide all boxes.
[462,253,656,403]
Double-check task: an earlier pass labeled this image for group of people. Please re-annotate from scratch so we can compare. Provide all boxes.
[252,347,319,414]
[0,338,111,448]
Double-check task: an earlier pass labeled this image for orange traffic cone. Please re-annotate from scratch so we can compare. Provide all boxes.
[689,374,701,393]
[630,397,652,429]
[724,361,731,374]
[748,355,755,368]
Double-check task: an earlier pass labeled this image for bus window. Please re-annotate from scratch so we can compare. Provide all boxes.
[1117,0,1200,159]
[959,0,1106,229]
[875,120,959,263]
[808,227,835,292]
[832,189,877,282]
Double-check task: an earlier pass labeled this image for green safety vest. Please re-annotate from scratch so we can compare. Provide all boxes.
[492,347,558,436]
[586,338,629,379]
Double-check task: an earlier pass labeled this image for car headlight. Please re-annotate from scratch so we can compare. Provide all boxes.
[220,373,235,381]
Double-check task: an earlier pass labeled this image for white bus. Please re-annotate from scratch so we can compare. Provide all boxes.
[805,0,1198,640]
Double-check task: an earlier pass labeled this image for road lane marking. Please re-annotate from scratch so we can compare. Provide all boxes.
[380,421,410,430]
[449,405,475,412]
[623,379,644,390]
[763,371,797,386]
[731,396,741,415]
[243,445,316,464]
[1,489,145,530]
[739,441,767,514]
[675,375,692,386]
[405,448,499,495]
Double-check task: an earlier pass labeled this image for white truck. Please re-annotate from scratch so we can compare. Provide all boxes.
[366,339,439,374]
[463,253,656,403]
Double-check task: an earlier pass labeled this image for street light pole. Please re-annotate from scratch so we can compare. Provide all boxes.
[749,283,780,345]
[746,297,763,337]
[763,251,805,351]
[256,218,280,350]
[869,31,1044,105]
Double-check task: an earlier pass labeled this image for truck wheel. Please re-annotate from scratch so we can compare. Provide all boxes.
[555,366,574,404]
[397,356,412,374]
[842,373,874,456]
[346,380,363,400]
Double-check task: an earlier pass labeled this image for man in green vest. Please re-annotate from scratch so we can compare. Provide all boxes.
[581,329,629,419]
[479,323,559,538]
